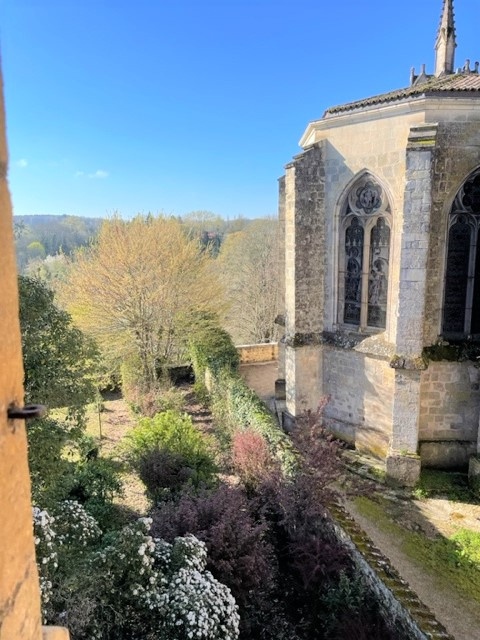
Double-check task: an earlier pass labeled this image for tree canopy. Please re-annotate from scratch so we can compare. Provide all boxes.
[62,215,223,389]
[19,275,97,421]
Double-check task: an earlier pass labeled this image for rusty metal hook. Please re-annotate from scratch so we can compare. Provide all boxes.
[7,404,47,421]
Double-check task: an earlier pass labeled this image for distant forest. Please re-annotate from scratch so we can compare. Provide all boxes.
[14,210,280,358]
[14,215,103,273]
[13,212,257,276]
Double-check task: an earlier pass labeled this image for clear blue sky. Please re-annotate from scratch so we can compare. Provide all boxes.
[1,0,478,219]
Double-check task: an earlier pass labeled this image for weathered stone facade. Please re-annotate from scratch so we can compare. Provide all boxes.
[278,0,480,483]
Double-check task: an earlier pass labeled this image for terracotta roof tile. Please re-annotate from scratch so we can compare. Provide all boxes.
[324,73,480,116]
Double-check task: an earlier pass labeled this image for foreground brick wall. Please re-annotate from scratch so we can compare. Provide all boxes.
[0,70,43,639]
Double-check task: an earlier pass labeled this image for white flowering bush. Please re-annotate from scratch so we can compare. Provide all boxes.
[33,501,102,623]
[52,500,102,548]
[32,507,58,612]
[89,519,239,640]
[34,506,239,639]
[155,535,240,640]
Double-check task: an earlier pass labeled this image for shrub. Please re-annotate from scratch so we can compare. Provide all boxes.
[137,447,213,501]
[152,484,276,637]
[244,408,367,638]
[33,501,102,626]
[67,457,124,529]
[34,509,239,640]
[188,317,240,398]
[155,535,239,640]
[320,571,398,640]
[210,370,299,476]
[232,429,275,490]
[28,417,74,507]
[91,521,239,639]
[124,410,217,499]
[124,380,185,418]
[188,318,298,474]
[29,420,123,521]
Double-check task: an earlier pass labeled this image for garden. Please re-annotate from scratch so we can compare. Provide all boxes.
[24,275,400,639]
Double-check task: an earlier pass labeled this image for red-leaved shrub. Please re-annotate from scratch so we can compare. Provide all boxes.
[151,483,277,637]
[232,429,274,490]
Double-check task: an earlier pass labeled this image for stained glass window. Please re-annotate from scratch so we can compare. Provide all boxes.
[344,218,363,325]
[443,218,470,334]
[443,168,480,337]
[340,175,391,330]
[367,218,390,329]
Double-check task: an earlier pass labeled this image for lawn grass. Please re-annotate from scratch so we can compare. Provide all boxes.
[412,469,477,502]
[355,496,480,605]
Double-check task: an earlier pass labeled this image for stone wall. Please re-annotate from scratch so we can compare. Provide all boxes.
[281,98,480,474]
[236,343,278,364]
[424,121,480,345]
[285,344,322,416]
[302,109,430,347]
[419,361,480,468]
[322,346,394,458]
[327,504,453,640]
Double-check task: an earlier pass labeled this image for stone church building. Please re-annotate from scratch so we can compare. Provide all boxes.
[277,0,480,484]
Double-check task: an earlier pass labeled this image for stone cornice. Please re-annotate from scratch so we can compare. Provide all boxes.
[300,95,480,148]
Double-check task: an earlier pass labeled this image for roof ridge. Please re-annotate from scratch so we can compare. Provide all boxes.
[324,72,480,117]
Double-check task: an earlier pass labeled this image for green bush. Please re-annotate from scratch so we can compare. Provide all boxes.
[67,457,124,529]
[124,411,217,499]
[189,322,297,476]
[189,318,239,398]
[210,371,298,476]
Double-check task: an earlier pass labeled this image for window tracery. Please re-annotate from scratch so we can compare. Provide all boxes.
[340,175,391,330]
[443,168,480,336]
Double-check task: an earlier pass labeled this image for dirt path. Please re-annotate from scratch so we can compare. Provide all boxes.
[346,498,480,640]
[93,394,149,516]
[93,388,219,516]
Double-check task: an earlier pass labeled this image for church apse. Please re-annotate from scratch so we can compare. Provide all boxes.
[277,0,480,484]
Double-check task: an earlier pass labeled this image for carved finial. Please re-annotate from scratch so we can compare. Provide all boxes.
[435,0,456,76]
[475,62,480,74]
[412,63,429,86]
[464,59,471,73]
[410,67,415,86]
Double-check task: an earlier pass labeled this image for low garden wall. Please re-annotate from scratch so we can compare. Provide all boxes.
[326,504,453,640]
[236,342,278,364]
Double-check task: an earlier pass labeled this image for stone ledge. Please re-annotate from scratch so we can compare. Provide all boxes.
[42,627,70,640]
[327,503,454,640]
[285,332,323,348]
[237,342,278,363]
[389,354,428,370]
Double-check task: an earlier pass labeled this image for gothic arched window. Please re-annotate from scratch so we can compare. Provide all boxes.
[443,168,480,337]
[339,175,391,330]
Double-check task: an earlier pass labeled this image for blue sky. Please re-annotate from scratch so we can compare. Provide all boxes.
[1,0,478,219]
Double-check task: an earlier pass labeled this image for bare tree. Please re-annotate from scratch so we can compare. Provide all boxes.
[218,218,279,345]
